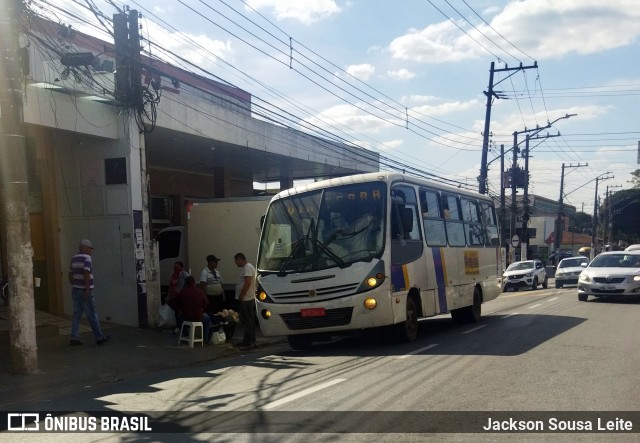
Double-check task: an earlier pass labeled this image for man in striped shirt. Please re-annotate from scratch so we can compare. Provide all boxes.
[68,239,110,346]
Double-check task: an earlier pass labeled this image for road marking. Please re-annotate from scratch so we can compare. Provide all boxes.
[462,325,487,334]
[528,303,542,309]
[501,312,519,318]
[548,297,558,301]
[396,343,439,359]
[263,378,347,410]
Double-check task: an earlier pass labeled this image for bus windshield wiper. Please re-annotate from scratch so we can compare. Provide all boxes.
[312,237,348,268]
[277,235,305,276]
[278,218,315,276]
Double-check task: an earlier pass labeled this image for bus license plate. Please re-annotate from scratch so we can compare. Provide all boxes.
[300,308,326,317]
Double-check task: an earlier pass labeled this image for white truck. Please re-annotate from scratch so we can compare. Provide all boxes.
[156,196,271,296]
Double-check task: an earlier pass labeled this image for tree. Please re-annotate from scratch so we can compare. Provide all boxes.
[568,211,592,234]
[629,169,640,188]
[609,188,640,243]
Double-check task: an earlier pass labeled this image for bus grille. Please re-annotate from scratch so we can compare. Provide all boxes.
[280,307,353,330]
[270,283,360,302]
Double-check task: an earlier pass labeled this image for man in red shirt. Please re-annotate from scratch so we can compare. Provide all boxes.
[173,276,212,343]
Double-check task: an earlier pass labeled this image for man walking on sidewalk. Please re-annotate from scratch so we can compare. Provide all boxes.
[234,252,256,349]
[68,239,111,346]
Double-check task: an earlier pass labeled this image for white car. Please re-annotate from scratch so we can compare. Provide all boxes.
[577,251,640,301]
[554,256,589,288]
[502,259,548,292]
[625,244,640,251]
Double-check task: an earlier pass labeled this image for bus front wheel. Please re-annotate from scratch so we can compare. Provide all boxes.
[396,296,419,342]
[287,334,313,350]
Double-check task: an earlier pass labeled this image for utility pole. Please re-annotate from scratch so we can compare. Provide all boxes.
[510,131,519,262]
[114,9,159,327]
[478,61,537,194]
[520,131,564,255]
[521,135,530,259]
[0,0,38,373]
[499,144,505,247]
[591,174,613,258]
[509,114,575,261]
[554,163,587,262]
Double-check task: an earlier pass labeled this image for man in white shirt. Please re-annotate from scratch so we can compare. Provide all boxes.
[234,252,256,349]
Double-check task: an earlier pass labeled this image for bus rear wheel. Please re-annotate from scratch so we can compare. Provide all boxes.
[287,334,313,350]
[396,296,418,342]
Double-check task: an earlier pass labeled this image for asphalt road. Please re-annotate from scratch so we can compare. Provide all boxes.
[3,283,640,442]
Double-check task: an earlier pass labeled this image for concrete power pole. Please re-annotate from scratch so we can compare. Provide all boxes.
[114,10,159,327]
[590,175,613,258]
[554,163,586,262]
[0,0,38,373]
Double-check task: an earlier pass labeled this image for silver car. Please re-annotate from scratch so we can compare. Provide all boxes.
[555,256,589,288]
[577,251,640,301]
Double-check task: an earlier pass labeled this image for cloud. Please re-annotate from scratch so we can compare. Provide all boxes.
[388,0,640,63]
[494,0,640,58]
[245,0,341,24]
[346,64,375,81]
[410,98,480,116]
[490,105,612,137]
[166,32,235,65]
[349,139,404,151]
[387,68,415,80]
[304,104,396,134]
[389,21,480,63]
[379,139,404,150]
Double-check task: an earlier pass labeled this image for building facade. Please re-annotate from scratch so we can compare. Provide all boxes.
[0,16,378,327]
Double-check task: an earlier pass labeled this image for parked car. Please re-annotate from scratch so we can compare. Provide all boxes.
[502,259,548,292]
[577,251,640,301]
[554,256,589,288]
[624,244,640,251]
[547,251,574,266]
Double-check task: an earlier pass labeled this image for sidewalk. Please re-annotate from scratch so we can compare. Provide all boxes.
[0,305,286,408]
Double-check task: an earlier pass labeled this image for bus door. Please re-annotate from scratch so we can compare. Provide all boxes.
[389,185,430,312]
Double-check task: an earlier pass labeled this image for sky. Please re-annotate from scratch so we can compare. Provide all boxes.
[31,0,640,215]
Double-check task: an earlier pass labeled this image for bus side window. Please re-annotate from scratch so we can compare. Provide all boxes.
[461,198,484,246]
[420,189,446,246]
[481,202,499,247]
[443,194,465,247]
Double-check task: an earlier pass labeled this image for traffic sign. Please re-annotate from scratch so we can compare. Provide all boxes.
[511,235,520,248]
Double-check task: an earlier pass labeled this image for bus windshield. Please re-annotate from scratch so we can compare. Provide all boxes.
[258,182,386,274]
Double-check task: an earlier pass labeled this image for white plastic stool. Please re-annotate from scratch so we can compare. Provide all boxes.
[178,321,204,348]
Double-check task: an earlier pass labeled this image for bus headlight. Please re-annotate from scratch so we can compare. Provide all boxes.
[261,309,271,319]
[356,261,386,293]
[364,298,377,310]
[255,284,273,302]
